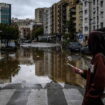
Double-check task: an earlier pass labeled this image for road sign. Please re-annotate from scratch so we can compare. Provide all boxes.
[79,34,84,40]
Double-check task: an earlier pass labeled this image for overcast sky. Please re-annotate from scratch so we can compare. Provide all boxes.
[0,0,60,19]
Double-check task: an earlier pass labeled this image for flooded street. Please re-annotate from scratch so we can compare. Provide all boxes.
[0,47,91,88]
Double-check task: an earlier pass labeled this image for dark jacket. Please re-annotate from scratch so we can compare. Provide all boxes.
[82,53,105,105]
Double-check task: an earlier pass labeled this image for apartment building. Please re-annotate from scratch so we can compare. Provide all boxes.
[60,0,77,34]
[12,18,34,40]
[0,3,11,24]
[47,8,52,35]
[59,1,69,34]
[64,0,77,36]
[52,3,59,34]
[76,2,83,33]
[83,0,93,37]
[52,0,70,34]
[35,8,45,23]
[43,8,52,35]
[91,0,105,30]
[83,0,105,37]
[69,5,76,32]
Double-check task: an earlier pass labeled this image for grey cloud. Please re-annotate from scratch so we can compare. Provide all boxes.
[13,6,34,18]
[0,0,60,19]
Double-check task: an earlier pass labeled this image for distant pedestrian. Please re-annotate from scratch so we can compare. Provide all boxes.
[71,31,105,105]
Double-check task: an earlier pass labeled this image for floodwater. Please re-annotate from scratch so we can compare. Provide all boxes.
[0,47,90,87]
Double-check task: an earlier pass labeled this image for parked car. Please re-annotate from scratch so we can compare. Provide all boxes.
[80,45,91,54]
[32,39,37,43]
[24,40,31,43]
[67,42,82,52]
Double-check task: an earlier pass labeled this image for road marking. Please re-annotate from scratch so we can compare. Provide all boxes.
[0,88,84,105]
[63,89,83,105]
[47,88,68,105]
[27,89,48,105]
[7,89,31,105]
[0,89,15,105]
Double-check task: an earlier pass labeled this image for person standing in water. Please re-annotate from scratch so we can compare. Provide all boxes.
[72,31,105,105]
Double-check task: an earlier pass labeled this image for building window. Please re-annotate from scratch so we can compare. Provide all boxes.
[85,18,88,23]
[85,1,87,6]
[93,0,95,5]
[100,11,104,18]
[93,11,95,15]
[84,9,88,14]
[97,25,99,29]
[85,26,88,31]
[100,1,103,7]
[100,22,103,28]
[97,0,99,3]
[93,17,95,21]
[93,26,95,30]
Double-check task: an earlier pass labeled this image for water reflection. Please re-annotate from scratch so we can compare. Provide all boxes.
[0,47,90,87]
[0,56,19,84]
[17,48,34,65]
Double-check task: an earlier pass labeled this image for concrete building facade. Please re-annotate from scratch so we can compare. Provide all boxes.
[91,0,105,31]
[52,3,59,34]
[82,0,105,37]
[48,8,52,35]
[51,0,70,35]
[76,2,83,33]
[69,5,76,33]
[12,18,34,40]
[43,8,52,35]
[0,3,11,24]
[59,1,68,34]
[35,8,45,23]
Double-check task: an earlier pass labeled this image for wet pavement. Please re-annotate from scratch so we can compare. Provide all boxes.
[0,44,92,105]
[0,47,90,86]
[20,42,61,48]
